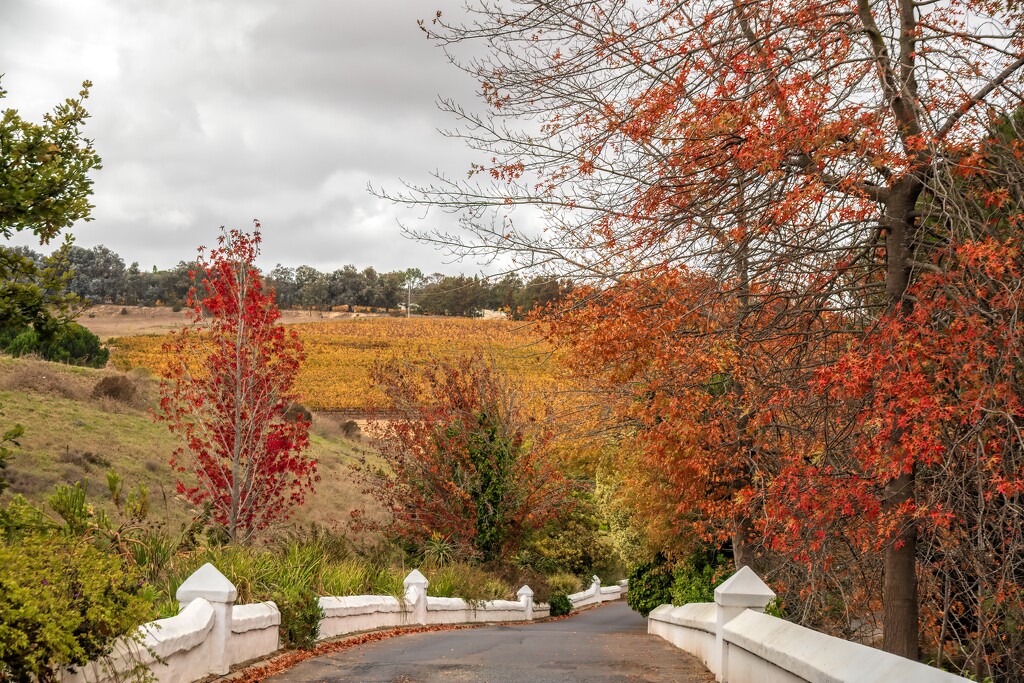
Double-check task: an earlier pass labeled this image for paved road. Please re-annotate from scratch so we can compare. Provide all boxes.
[269,601,715,683]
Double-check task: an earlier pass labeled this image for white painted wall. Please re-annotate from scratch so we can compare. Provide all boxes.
[569,575,624,607]
[66,564,624,683]
[61,597,216,683]
[648,566,973,683]
[318,595,407,638]
[229,601,280,667]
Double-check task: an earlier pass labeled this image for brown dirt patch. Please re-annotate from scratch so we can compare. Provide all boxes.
[79,305,376,341]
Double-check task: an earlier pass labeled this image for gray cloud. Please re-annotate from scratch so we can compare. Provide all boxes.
[0,0,488,274]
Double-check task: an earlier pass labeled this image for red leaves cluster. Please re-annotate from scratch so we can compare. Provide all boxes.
[158,224,317,544]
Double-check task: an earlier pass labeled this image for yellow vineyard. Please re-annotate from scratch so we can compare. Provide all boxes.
[109,317,563,411]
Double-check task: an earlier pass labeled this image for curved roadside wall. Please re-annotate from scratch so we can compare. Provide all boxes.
[61,564,622,683]
[647,566,973,683]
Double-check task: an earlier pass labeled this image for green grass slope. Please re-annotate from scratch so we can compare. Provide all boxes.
[0,356,381,532]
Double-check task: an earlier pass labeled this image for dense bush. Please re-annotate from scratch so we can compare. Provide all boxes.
[273,587,322,650]
[626,554,674,617]
[670,551,731,606]
[548,592,572,617]
[0,322,108,368]
[517,490,622,577]
[0,534,154,683]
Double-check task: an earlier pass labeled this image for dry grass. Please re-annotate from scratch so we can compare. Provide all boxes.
[0,355,383,534]
[78,304,372,341]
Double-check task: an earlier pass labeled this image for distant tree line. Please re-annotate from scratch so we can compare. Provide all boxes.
[14,244,572,318]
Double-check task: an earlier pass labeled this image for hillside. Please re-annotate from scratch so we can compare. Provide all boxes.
[0,356,381,532]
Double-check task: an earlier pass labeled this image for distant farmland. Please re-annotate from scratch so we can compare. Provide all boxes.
[109,317,563,411]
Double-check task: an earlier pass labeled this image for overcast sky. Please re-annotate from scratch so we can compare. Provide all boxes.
[0,0,492,275]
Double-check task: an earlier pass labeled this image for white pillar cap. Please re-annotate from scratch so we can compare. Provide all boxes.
[404,568,430,589]
[714,566,775,608]
[176,563,238,603]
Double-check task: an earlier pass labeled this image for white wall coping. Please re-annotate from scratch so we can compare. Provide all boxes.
[650,602,716,634]
[141,597,215,660]
[481,599,525,611]
[724,610,971,683]
[71,567,622,683]
[427,596,471,611]
[319,594,402,617]
[599,585,621,595]
[425,596,525,611]
[231,601,280,634]
[568,585,596,602]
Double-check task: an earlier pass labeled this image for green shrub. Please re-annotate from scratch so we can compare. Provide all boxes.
[548,592,572,617]
[518,489,620,576]
[5,329,39,358]
[273,587,322,650]
[1,323,108,368]
[626,553,674,617]
[0,534,155,682]
[671,552,731,606]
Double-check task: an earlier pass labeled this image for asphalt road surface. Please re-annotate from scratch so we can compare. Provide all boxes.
[269,601,715,683]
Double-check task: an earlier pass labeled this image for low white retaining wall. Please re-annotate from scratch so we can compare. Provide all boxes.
[648,566,972,683]
[319,594,406,638]
[66,563,619,683]
[569,575,626,607]
[62,597,218,683]
[229,601,280,667]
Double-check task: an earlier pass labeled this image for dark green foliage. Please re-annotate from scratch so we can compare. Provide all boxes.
[626,554,674,617]
[273,587,322,650]
[1,322,108,367]
[463,411,518,562]
[670,550,731,606]
[0,534,154,683]
[0,80,101,336]
[548,592,572,617]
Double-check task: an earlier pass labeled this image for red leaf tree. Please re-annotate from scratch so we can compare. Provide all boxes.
[357,353,573,563]
[158,223,317,544]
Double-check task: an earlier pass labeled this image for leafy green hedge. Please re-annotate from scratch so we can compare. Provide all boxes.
[625,554,674,617]
[548,592,572,616]
[0,322,108,367]
[0,534,154,682]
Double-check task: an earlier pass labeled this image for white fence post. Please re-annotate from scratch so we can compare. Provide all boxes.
[517,585,534,620]
[175,563,238,676]
[591,575,601,600]
[713,566,775,683]
[404,569,429,625]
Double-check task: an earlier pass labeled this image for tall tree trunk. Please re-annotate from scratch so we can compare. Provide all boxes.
[883,469,918,658]
[881,179,921,659]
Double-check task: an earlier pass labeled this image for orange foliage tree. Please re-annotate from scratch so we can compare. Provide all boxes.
[387,0,1024,667]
